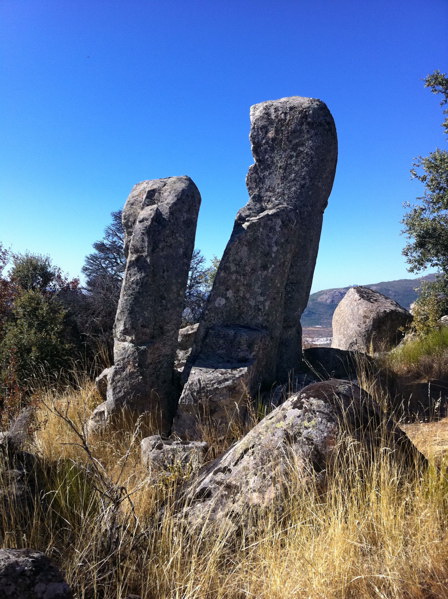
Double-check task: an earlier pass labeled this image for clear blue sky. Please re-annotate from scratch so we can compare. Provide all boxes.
[1,0,447,292]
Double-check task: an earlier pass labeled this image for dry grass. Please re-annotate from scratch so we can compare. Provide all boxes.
[1,379,448,598]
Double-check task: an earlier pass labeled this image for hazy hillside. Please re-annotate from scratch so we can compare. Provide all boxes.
[302,273,436,327]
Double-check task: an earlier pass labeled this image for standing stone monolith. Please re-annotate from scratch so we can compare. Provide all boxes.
[174,97,337,438]
[101,176,201,432]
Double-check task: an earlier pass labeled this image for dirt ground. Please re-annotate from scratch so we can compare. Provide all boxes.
[302,326,332,347]
[401,417,448,461]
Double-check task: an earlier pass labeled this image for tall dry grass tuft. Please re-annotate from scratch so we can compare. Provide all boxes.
[0,377,447,598]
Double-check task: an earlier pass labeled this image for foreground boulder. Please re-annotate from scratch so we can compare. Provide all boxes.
[179,379,423,531]
[332,286,412,353]
[175,97,338,437]
[102,177,201,432]
[0,549,72,599]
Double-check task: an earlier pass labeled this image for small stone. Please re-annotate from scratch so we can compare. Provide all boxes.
[175,323,199,373]
[0,549,73,599]
[141,435,208,477]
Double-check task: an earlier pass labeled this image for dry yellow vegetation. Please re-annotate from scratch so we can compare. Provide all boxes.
[1,377,447,599]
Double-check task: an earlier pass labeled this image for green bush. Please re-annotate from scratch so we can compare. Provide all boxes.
[0,253,76,421]
[388,325,448,377]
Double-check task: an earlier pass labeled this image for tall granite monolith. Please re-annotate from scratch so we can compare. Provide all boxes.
[174,97,337,438]
[103,176,201,432]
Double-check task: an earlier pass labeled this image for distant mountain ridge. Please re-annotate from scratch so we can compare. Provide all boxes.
[302,274,436,328]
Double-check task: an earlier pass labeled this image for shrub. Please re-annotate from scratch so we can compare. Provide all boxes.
[387,325,448,378]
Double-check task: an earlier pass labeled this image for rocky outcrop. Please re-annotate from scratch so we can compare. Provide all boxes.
[0,549,72,599]
[332,286,412,353]
[104,177,201,432]
[175,97,337,437]
[179,379,423,531]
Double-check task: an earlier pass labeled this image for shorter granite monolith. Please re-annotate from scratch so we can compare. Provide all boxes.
[103,176,201,432]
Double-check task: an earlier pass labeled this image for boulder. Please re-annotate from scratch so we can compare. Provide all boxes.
[438,315,448,327]
[0,549,72,599]
[332,286,412,353]
[179,379,423,531]
[175,97,337,437]
[105,177,201,432]
[141,435,208,477]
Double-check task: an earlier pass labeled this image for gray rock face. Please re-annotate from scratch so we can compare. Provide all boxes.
[175,97,337,436]
[175,323,199,373]
[0,549,72,599]
[179,379,423,531]
[332,286,412,353]
[141,435,208,477]
[106,177,201,431]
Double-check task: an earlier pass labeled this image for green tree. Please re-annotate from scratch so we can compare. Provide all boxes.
[0,253,76,415]
[402,71,448,332]
[82,209,220,334]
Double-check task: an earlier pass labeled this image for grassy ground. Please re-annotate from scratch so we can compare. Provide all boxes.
[0,374,446,599]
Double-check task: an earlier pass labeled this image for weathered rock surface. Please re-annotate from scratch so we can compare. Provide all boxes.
[105,177,201,431]
[95,367,111,401]
[179,379,423,530]
[438,315,448,327]
[0,549,72,599]
[175,97,338,437]
[141,435,208,477]
[175,323,199,373]
[85,401,109,437]
[332,286,412,353]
